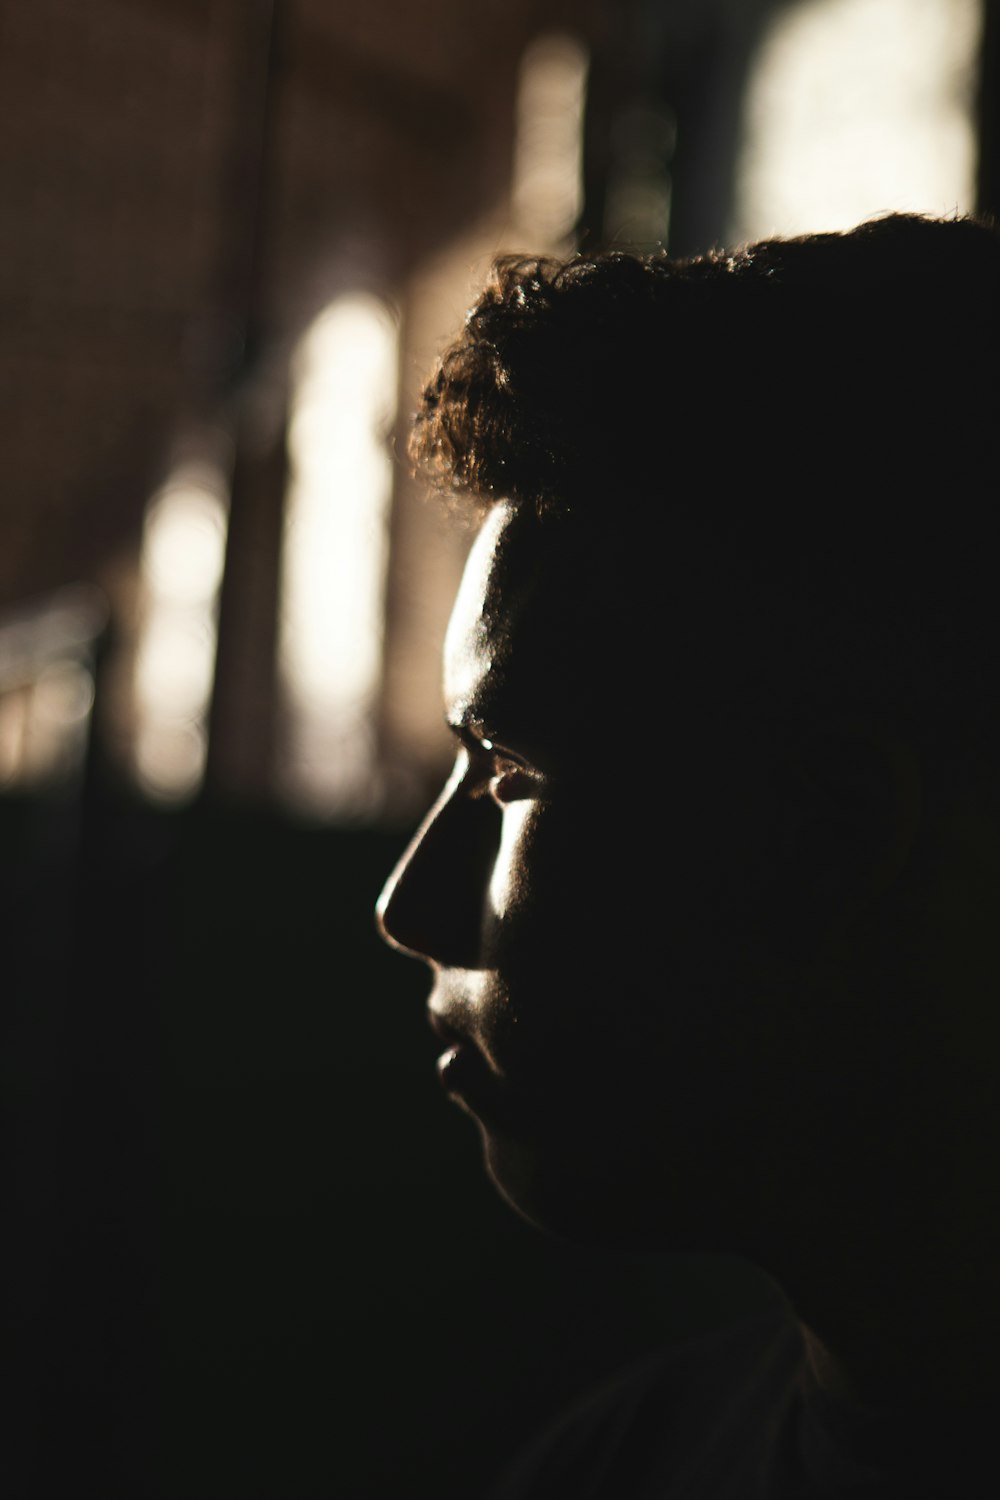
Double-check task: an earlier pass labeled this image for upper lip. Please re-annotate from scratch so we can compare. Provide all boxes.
[427,1008,467,1050]
[428,986,504,1077]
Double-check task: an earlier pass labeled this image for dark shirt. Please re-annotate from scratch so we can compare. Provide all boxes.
[481,1302,982,1499]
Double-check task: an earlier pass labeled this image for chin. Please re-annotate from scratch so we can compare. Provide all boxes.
[480,1125,741,1256]
[481,1129,659,1250]
[482,1128,578,1236]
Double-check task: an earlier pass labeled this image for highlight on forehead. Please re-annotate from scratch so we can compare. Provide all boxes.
[442,503,510,719]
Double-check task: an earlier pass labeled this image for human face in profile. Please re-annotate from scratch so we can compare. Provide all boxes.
[376,500,860,1254]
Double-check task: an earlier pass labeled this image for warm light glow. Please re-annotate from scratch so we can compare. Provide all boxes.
[511,32,588,248]
[278,292,399,816]
[132,463,228,802]
[0,587,105,789]
[143,484,227,605]
[731,0,983,243]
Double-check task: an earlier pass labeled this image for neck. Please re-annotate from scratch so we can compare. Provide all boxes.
[761,1038,1000,1413]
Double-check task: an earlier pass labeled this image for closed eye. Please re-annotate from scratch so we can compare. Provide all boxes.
[447,719,548,804]
[457,746,546,806]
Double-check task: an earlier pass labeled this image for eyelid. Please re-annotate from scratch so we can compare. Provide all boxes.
[450,722,531,770]
[454,743,547,802]
[482,743,542,782]
[447,721,551,798]
[485,743,531,772]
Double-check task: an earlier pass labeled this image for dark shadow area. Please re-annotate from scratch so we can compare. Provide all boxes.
[3,788,777,1499]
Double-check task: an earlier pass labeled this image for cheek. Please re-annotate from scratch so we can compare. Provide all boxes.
[487,801,537,921]
[481,798,588,977]
[486,797,634,976]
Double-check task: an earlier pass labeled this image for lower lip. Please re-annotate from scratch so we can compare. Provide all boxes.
[436,1043,506,1120]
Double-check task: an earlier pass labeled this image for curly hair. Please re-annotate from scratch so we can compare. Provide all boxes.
[409,213,1000,516]
[407,213,1000,809]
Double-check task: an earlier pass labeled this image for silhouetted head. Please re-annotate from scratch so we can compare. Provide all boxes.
[377,215,1000,1296]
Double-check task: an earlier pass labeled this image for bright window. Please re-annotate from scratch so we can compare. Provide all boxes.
[731,0,983,243]
[277,293,399,818]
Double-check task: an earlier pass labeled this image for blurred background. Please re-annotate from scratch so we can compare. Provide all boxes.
[1,1,995,1494]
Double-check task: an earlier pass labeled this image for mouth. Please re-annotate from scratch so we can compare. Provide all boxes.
[427,1008,508,1124]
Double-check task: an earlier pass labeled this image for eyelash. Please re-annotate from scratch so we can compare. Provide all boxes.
[462,750,539,806]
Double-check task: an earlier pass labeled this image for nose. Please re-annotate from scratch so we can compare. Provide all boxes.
[375,766,500,969]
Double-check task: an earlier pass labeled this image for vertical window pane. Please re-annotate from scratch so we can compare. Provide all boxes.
[512,33,589,248]
[731,0,983,243]
[278,293,399,817]
[132,463,229,803]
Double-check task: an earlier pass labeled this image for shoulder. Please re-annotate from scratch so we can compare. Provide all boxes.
[481,1304,803,1500]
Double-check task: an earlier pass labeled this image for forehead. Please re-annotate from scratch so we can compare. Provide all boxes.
[443,497,785,764]
[443,502,667,762]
